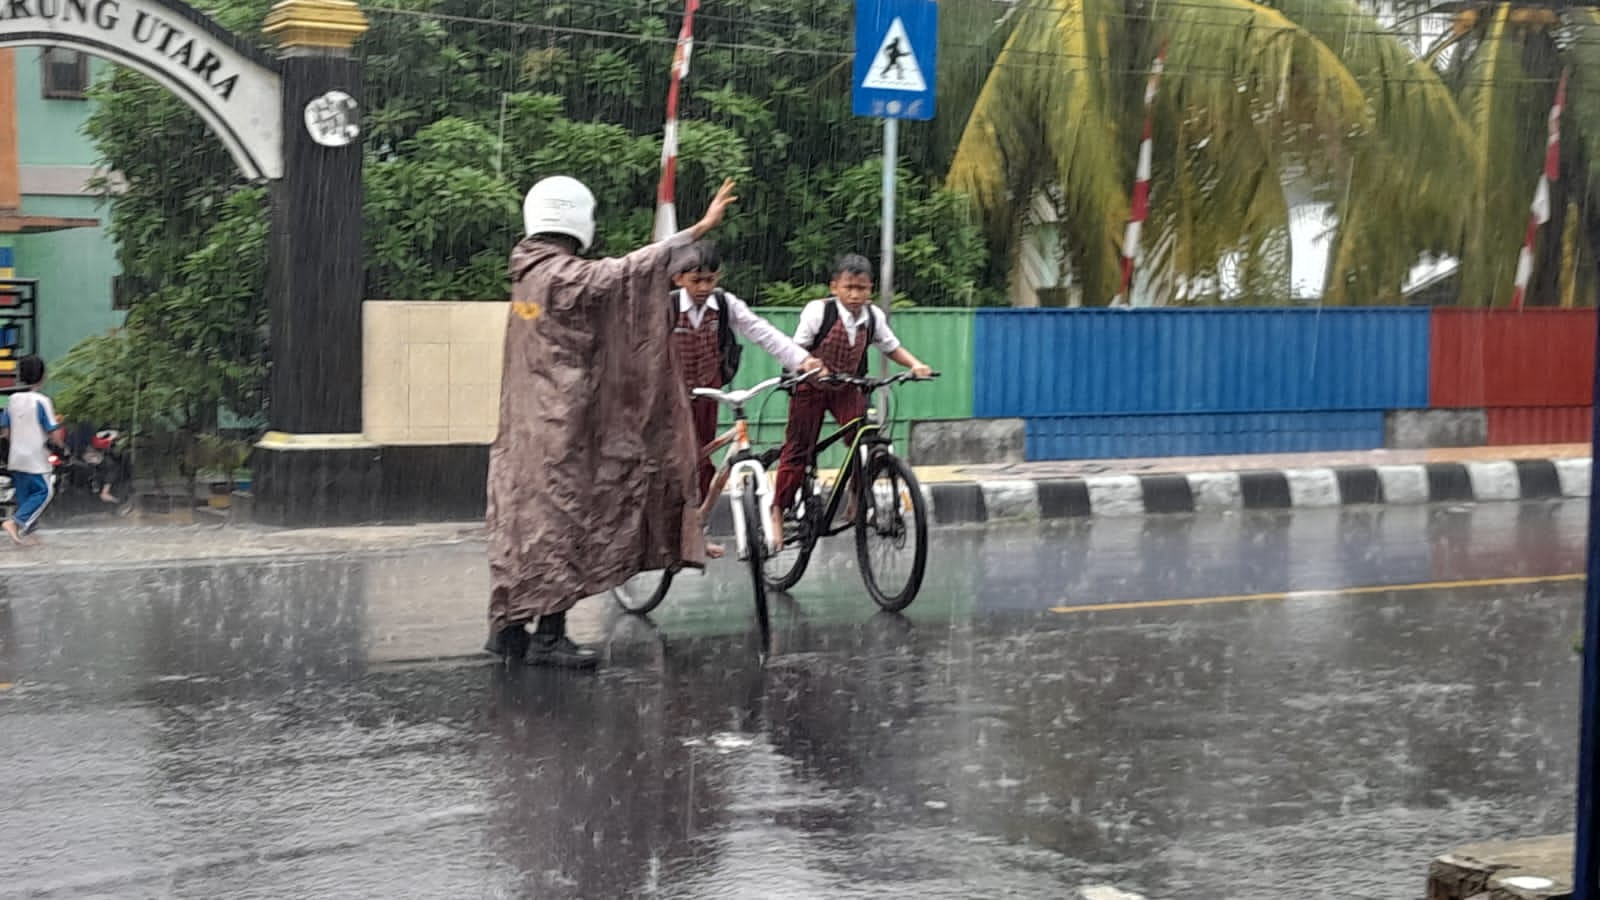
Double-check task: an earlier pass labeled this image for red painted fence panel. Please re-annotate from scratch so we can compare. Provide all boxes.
[1485,406,1594,444]
[1430,310,1596,407]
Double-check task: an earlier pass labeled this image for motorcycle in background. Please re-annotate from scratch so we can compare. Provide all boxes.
[0,428,131,521]
[58,429,133,511]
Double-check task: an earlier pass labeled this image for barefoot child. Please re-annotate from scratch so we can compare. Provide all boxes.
[670,241,823,556]
[0,355,63,544]
[769,254,933,544]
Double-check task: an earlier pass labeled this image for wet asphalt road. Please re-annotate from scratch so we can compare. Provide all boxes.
[0,500,1590,899]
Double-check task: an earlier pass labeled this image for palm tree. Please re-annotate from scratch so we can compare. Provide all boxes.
[1411,1,1600,306]
[946,0,1473,307]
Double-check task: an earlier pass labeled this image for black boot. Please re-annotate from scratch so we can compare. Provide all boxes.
[526,611,600,670]
[484,621,531,660]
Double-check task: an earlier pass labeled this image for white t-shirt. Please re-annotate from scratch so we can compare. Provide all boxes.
[3,390,59,475]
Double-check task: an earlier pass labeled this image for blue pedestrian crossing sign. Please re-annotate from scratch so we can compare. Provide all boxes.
[852,0,937,121]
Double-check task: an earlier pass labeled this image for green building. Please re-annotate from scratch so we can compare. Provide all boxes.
[1,47,124,373]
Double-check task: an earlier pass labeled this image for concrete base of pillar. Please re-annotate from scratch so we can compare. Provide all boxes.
[909,418,1026,466]
[1427,834,1572,900]
[251,433,383,527]
[1385,408,1488,449]
[251,435,492,527]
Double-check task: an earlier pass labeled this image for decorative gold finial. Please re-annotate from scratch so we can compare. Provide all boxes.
[263,0,369,50]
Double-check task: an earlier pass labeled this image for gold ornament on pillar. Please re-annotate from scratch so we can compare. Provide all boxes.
[262,0,369,50]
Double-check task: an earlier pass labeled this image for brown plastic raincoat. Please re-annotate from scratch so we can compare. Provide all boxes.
[487,231,706,630]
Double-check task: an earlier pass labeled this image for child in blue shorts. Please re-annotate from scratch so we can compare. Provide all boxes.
[1,355,64,543]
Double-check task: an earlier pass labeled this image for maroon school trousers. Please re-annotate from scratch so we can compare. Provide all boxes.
[772,387,867,511]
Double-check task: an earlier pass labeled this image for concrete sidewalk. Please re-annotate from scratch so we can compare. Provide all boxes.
[0,521,485,572]
[23,444,1594,543]
[705,443,1595,529]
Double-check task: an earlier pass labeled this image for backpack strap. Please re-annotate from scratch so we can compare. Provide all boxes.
[714,288,733,352]
[810,300,840,352]
[859,306,877,376]
[714,288,744,386]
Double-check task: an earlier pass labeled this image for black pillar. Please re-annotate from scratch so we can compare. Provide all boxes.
[268,51,364,434]
[252,46,376,527]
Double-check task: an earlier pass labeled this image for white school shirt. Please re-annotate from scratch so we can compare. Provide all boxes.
[675,288,811,371]
[2,390,59,475]
[792,298,902,354]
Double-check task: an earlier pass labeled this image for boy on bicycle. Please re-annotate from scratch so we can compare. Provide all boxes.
[770,254,933,545]
[670,241,823,555]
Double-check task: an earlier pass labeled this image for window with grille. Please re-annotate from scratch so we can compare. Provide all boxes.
[41,49,88,100]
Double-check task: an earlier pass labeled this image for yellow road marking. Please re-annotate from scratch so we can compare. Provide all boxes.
[1049,573,1587,615]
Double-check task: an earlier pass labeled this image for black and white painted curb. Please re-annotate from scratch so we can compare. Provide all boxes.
[707,458,1593,532]
[925,458,1595,525]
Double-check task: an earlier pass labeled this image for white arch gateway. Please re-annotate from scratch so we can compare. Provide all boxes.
[0,0,283,179]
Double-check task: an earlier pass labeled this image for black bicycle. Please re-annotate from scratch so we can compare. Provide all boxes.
[762,371,937,611]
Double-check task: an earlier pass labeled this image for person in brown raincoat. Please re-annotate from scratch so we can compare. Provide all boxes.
[485,176,740,669]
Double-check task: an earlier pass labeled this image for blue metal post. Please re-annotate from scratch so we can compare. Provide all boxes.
[879,116,896,382]
[1578,305,1600,897]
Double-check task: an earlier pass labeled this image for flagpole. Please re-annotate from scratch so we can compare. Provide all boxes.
[1112,41,1166,308]
[654,0,700,242]
[1512,68,1566,310]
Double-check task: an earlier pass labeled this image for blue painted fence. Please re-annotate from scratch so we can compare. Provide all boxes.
[973,308,1431,418]
[1024,410,1387,460]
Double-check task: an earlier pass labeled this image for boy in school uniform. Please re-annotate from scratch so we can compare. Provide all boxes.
[670,241,824,513]
[0,355,64,544]
[769,254,932,544]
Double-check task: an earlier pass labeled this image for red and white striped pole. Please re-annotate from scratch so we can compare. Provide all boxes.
[1512,68,1567,310]
[653,0,700,242]
[1113,41,1166,308]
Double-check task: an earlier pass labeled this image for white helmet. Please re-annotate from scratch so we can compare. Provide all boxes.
[523,176,596,250]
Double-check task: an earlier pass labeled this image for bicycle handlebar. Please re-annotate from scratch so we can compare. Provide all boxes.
[691,374,793,407]
[691,370,939,407]
[813,371,941,391]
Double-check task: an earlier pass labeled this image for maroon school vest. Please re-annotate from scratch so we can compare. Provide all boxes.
[812,313,869,378]
[675,304,723,390]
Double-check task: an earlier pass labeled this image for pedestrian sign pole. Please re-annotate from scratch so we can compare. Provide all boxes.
[852,0,936,379]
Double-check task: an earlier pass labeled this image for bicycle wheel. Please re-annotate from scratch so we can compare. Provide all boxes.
[613,568,675,616]
[855,452,928,612]
[763,475,818,591]
[741,474,772,655]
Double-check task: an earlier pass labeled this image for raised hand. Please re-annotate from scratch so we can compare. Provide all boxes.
[692,179,739,237]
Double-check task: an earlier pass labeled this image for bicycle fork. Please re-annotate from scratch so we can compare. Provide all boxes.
[727,458,778,560]
[721,415,779,561]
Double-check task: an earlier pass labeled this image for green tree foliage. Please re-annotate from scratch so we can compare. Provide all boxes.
[63,0,994,431]
[1422,1,1600,308]
[948,0,1472,307]
[781,159,986,306]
